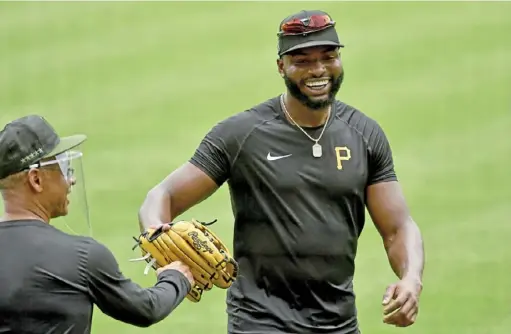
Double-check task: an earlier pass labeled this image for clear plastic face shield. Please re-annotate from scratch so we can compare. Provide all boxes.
[31,149,92,236]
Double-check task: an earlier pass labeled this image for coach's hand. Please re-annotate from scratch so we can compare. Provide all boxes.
[157,261,195,287]
[382,277,422,327]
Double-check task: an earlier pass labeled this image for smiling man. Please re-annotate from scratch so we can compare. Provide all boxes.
[139,9,425,334]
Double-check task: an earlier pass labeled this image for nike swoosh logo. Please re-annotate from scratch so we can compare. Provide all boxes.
[267,153,292,161]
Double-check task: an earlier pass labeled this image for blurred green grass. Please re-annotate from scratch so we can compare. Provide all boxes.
[0,2,510,333]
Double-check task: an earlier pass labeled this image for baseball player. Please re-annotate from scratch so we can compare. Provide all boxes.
[139,9,425,334]
[0,115,194,333]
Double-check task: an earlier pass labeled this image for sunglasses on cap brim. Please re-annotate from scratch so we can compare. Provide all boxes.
[278,14,336,36]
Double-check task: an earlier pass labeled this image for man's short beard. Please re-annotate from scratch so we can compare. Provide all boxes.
[283,71,344,110]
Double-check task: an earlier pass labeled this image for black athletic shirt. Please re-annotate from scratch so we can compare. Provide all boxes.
[0,219,191,333]
[190,96,397,334]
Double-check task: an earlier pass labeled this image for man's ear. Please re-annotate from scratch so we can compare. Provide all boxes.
[27,169,44,193]
[276,58,285,77]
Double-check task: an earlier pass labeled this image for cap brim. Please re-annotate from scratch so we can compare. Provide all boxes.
[282,40,344,55]
[43,134,87,158]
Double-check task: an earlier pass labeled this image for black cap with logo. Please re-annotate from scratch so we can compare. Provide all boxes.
[0,115,87,180]
[277,10,344,57]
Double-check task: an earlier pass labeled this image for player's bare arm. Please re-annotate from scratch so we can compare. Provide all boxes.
[138,162,219,231]
[366,180,424,327]
[139,111,239,232]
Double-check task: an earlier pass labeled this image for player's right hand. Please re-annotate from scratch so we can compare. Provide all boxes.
[148,223,171,232]
[157,261,195,287]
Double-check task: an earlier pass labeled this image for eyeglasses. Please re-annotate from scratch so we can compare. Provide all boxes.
[278,14,336,36]
[55,154,75,182]
[25,151,81,182]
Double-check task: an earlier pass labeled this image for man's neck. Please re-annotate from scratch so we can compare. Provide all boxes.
[282,93,331,128]
[0,197,50,223]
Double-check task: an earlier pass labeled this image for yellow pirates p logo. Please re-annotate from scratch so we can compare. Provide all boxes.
[335,147,351,170]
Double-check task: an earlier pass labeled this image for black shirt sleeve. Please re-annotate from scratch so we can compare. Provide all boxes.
[190,137,231,186]
[85,239,191,327]
[367,121,398,185]
[189,112,252,186]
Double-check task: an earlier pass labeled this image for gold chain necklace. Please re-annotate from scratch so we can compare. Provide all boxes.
[280,93,331,158]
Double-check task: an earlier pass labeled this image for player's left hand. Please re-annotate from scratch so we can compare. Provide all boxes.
[381,277,423,327]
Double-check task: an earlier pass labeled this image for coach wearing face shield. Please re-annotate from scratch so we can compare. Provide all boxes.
[0,115,194,333]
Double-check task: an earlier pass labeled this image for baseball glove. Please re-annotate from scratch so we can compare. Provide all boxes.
[130,218,238,303]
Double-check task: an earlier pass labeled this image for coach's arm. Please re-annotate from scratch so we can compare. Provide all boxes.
[366,180,425,327]
[85,239,191,327]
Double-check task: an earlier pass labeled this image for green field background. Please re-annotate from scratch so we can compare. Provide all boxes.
[1,1,510,333]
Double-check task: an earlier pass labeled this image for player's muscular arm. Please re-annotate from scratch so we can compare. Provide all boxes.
[364,117,424,327]
[363,117,424,283]
[139,116,237,231]
[366,182,424,283]
[138,162,219,231]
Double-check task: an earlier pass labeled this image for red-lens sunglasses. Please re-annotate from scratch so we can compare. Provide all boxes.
[278,15,336,36]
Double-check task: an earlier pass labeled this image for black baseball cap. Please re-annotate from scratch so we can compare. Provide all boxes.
[277,10,344,57]
[0,115,87,180]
